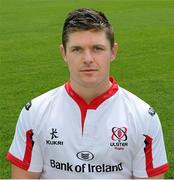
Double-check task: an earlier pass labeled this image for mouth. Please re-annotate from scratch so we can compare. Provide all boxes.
[80,69,98,72]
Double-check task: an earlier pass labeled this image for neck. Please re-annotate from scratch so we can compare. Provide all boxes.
[70,79,112,104]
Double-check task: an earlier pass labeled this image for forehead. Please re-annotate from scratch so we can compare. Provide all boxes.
[66,30,110,47]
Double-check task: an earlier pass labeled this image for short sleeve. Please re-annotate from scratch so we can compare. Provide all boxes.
[133,112,169,177]
[6,104,43,172]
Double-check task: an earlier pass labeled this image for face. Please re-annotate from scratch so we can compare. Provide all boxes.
[60,30,118,88]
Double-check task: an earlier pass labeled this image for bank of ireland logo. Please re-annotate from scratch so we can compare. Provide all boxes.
[110,127,128,150]
[76,151,94,161]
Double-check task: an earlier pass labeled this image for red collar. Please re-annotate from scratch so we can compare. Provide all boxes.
[65,77,119,134]
[65,77,118,110]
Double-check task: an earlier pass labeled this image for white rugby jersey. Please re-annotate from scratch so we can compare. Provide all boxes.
[6,78,169,178]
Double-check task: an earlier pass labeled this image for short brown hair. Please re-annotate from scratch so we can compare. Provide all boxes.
[62,8,114,50]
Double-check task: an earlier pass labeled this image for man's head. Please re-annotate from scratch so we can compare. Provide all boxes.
[62,8,114,51]
[60,8,118,90]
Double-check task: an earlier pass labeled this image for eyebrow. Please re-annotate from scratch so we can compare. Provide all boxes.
[70,45,81,49]
[93,44,105,48]
[70,44,106,49]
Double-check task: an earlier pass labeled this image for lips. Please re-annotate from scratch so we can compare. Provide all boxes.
[80,69,98,72]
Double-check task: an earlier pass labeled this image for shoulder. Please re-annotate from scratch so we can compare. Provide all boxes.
[30,84,65,110]
[118,87,150,110]
[118,87,158,129]
[117,87,163,150]
[19,85,66,129]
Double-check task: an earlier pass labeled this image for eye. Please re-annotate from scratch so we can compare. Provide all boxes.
[72,47,82,52]
[94,46,104,52]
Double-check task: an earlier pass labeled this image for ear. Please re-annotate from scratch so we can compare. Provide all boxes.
[111,43,118,62]
[59,44,67,63]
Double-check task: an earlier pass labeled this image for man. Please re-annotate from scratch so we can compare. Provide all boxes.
[6,8,169,179]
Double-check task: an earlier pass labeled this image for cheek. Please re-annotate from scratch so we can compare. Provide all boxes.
[98,56,111,68]
[67,60,79,73]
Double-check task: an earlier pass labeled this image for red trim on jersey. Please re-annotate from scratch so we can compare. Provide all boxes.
[144,135,169,177]
[6,152,29,170]
[6,129,34,170]
[65,77,119,134]
[144,135,153,173]
[146,163,170,177]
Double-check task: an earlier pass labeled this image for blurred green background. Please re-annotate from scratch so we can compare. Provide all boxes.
[0,0,173,178]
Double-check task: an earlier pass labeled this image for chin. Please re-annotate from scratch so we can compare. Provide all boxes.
[80,78,102,88]
[82,82,98,88]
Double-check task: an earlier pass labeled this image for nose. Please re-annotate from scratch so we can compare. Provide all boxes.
[82,50,94,64]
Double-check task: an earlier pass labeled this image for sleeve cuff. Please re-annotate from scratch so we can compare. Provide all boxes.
[134,163,170,178]
[6,152,42,172]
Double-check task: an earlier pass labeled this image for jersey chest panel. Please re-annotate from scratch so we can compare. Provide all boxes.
[38,93,134,178]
